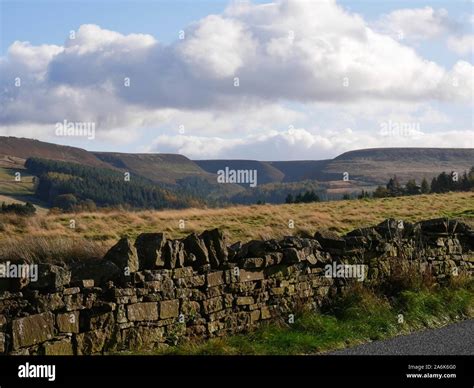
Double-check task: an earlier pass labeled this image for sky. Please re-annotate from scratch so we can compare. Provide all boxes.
[0,0,473,160]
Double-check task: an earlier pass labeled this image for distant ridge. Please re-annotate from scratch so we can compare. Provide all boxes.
[196,148,474,184]
[0,137,110,169]
[0,136,472,186]
[195,160,285,185]
[325,147,474,184]
[334,147,474,161]
[93,152,214,184]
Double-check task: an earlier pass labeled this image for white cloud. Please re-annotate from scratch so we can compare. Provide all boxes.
[437,61,474,101]
[148,104,305,136]
[447,34,474,56]
[65,24,156,54]
[5,41,64,76]
[376,7,453,41]
[0,0,471,155]
[149,126,474,160]
[178,15,257,78]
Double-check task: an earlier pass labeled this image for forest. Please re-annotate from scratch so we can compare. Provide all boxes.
[25,158,198,210]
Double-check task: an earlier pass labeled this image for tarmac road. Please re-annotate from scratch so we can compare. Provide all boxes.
[329,319,474,355]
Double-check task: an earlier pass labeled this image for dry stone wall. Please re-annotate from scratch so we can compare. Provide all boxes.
[0,218,472,355]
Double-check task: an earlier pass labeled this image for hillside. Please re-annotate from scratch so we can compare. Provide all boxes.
[324,148,474,184]
[0,137,243,198]
[0,137,472,207]
[25,157,196,210]
[0,166,49,212]
[0,137,215,185]
[268,160,331,182]
[0,137,110,169]
[197,148,474,185]
[1,137,471,187]
[93,152,215,185]
[195,159,285,185]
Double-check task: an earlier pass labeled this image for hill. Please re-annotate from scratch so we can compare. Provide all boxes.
[324,148,474,184]
[25,157,197,210]
[0,137,242,195]
[0,137,472,207]
[195,159,285,185]
[197,148,474,185]
[93,152,216,185]
[268,160,331,182]
[0,137,110,169]
[2,137,472,187]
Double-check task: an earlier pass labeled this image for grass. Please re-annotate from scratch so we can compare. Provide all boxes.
[0,192,468,261]
[0,235,107,264]
[0,187,470,354]
[0,167,36,196]
[146,279,474,355]
[0,167,49,214]
[0,191,471,263]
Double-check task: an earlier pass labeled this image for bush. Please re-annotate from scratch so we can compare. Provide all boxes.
[0,202,36,216]
[53,194,78,211]
[286,190,320,203]
[325,283,392,321]
[376,258,436,296]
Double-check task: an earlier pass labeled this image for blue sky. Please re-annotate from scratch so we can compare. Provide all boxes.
[2,1,471,55]
[1,1,228,53]
[0,0,472,159]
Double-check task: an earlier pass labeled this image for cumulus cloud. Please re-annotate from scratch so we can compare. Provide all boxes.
[0,0,472,156]
[447,34,474,56]
[149,126,474,160]
[152,103,305,136]
[178,15,257,78]
[376,7,454,41]
[4,41,64,76]
[437,61,473,101]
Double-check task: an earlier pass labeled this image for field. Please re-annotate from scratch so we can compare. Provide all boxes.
[0,187,472,356]
[0,191,472,263]
[0,167,35,196]
[0,167,49,214]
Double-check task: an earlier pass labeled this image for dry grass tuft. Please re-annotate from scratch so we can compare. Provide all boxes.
[0,191,472,262]
[0,236,108,264]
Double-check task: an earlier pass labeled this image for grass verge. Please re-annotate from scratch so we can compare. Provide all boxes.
[149,279,473,355]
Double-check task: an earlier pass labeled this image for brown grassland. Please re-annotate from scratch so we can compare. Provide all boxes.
[0,191,472,263]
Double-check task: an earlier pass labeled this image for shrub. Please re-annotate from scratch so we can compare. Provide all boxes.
[53,194,78,211]
[376,258,436,296]
[0,202,36,216]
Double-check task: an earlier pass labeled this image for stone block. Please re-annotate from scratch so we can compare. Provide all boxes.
[159,299,179,319]
[127,302,158,322]
[57,311,79,333]
[12,312,55,349]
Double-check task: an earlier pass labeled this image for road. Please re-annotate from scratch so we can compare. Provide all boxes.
[329,319,474,355]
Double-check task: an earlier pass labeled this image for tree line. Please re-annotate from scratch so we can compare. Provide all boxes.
[232,180,324,205]
[0,202,36,216]
[369,167,474,199]
[285,190,321,204]
[25,158,197,211]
